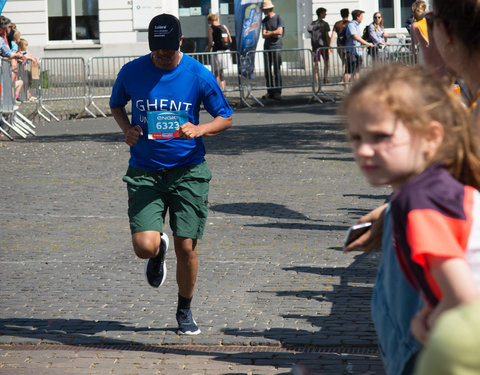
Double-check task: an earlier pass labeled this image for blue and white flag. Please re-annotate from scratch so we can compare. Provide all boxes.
[234,0,263,79]
[0,0,7,14]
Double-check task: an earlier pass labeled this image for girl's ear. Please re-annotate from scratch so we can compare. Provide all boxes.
[424,120,444,157]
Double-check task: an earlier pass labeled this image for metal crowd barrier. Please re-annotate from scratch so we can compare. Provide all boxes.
[188,50,241,94]
[36,57,92,121]
[87,55,140,117]
[1,44,418,134]
[312,43,416,98]
[241,48,323,106]
[0,59,36,140]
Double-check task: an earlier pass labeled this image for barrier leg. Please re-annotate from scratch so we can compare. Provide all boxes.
[88,98,107,117]
[0,122,14,140]
[39,104,60,122]
[16,111,36,129]
[2,115,28,138]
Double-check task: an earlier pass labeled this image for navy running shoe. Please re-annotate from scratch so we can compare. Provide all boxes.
[176,308,201,335]
[144,233,169,288]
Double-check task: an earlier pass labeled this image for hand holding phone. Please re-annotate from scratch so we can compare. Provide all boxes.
[343,222,373,248]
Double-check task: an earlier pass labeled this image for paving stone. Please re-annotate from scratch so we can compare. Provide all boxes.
[0,102,388,374]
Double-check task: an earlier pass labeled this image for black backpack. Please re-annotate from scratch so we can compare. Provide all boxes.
[212,24,230,50]
[337,23,349,46]
[308,21,325,49]
[362,24,371,42]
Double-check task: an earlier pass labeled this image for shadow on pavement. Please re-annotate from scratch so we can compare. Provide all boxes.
[0,318,174,346]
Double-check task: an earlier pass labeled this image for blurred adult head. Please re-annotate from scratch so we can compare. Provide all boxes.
[340,8,349,19]
[263,0,274,15]
[352,10,365,22]
[316,7,327,19]
[373,12,384,27]
[207,13,218,24]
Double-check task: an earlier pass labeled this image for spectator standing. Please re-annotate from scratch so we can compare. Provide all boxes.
[261,0,284,100]
[368,12,390,60]
[331,8,350,48]
[17,38,38,102]
[6,22,16,49]
[307,7,331,84]
[411,0,428,64]
[110,14,233,335]
[206,13,232,92]
[345,9,374,82]
[330,8,350,82]
[0,16,26,105]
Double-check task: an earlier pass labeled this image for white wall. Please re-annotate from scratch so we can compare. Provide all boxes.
[2,0,179,58]
[2,0,47,58]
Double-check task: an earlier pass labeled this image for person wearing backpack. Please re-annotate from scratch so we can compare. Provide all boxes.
[261,0,284,101]
[330,8,350,82]
[367,12,390,61]
[307,7,331,84]
[207,13,232,91]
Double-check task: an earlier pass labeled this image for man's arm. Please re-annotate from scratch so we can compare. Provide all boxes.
[263,26,283,39]
[111,106,143,146]
[352,33,374,47]
[179,115,232,139]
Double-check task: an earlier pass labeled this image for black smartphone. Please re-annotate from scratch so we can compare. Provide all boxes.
[343,222,372,247]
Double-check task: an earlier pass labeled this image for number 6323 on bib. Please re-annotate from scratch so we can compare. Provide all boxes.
[146,110,189,140]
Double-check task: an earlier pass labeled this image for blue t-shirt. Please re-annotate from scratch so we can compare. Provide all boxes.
[110,53,233,170]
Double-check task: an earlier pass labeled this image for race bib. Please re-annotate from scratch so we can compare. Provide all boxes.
[146,110,188,140]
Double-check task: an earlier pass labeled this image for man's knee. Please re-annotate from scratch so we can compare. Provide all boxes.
[173,237,197,260]
[132,231,160,259]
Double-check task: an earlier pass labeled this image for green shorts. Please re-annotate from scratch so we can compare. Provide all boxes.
[122,161,212,239]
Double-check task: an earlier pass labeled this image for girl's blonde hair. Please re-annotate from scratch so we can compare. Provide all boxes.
[412,0,427,20]
[17,38,28,52]
[342,64,480,189]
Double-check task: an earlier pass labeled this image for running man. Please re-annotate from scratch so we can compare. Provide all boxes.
[110,14,233,335]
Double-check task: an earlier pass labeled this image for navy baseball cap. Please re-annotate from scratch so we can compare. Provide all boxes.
[148,14,182,51]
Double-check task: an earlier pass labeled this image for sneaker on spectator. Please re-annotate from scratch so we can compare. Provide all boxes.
[144,233,169,287]
[28,96,37,102]
[176,308,201,335]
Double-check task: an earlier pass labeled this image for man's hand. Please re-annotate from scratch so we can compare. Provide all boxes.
[125,125,143,146]
[179,122,202,139]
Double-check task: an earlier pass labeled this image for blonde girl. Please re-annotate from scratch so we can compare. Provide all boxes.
[345,63,480,375]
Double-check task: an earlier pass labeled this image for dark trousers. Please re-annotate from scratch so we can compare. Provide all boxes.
[263,49,282,96]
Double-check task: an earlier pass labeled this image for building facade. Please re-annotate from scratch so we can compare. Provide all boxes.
[2,0,422,59]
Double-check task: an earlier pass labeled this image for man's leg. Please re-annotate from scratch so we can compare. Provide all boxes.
[174,236,201,335]
[132,231,161,259]
[263,51,273,97]
[272,50,282,97]
[322,51,329,83]
[133,230,169,288]
[174,236,198,298]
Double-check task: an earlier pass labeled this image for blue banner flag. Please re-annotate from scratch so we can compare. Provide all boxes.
[0,0,7,14]
[234,0,263,79]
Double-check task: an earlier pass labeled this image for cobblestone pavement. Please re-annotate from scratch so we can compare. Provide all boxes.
[0,100,390,374]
